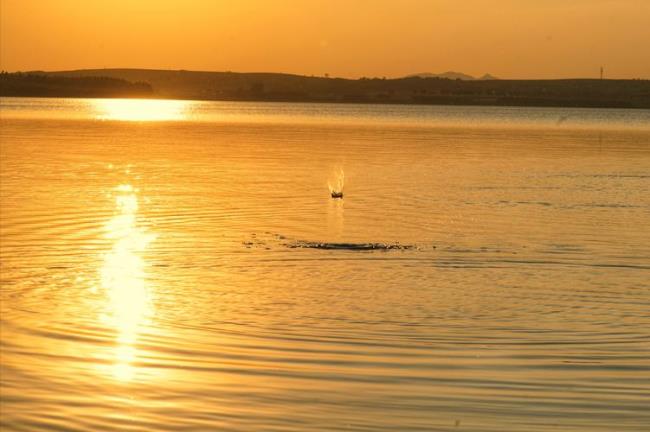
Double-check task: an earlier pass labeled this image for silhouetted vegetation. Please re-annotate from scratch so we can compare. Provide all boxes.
[5,69,650,108]
[0,72,153,98]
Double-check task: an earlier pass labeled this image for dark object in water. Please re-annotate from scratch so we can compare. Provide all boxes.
[331,191,343,199]
[288,241,414,251]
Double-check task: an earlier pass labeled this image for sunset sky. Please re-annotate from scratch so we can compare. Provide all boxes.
[1,0,649,79]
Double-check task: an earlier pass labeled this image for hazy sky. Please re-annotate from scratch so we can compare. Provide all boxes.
[1,0,649,79]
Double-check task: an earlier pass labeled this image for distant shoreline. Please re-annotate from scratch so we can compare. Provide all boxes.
[2,69,650,109]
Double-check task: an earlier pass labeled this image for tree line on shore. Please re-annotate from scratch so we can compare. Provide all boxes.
[0,72,153,98]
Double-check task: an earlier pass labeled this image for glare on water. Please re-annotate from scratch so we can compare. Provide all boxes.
[94,99,191,121]
[100,184,155,381]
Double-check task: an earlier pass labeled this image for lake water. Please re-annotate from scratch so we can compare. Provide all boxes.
[1,98,649,431]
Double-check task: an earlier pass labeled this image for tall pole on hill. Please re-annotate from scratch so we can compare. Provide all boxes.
[600,66,604,80]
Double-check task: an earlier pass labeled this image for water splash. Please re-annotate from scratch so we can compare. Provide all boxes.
[328,167,345,198]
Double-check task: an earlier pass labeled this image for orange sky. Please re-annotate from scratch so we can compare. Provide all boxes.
[1,0,649,79]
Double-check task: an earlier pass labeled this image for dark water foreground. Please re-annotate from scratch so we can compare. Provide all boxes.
[1,98,649,431]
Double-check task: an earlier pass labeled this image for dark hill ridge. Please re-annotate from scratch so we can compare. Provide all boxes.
[406,71,480,80]
[0,72,153,98]
[4,68,650,108]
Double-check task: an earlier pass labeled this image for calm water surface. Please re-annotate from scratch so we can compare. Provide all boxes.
[1,98,649,431]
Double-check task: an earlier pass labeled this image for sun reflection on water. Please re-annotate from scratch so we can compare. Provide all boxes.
[101,184,155,381]
[95,99,191,121]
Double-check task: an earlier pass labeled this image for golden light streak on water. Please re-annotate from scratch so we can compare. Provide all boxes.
[327,198,345,240]
[100,184,155,381]
[94,99,191,121]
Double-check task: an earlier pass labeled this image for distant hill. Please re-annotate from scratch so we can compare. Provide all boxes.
[406,72,499,80]
[3,68,649,109]
[407,71,476,80]
[0,72,153,98]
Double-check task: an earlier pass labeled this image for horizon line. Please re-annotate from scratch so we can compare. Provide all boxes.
[3,67,649,82]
